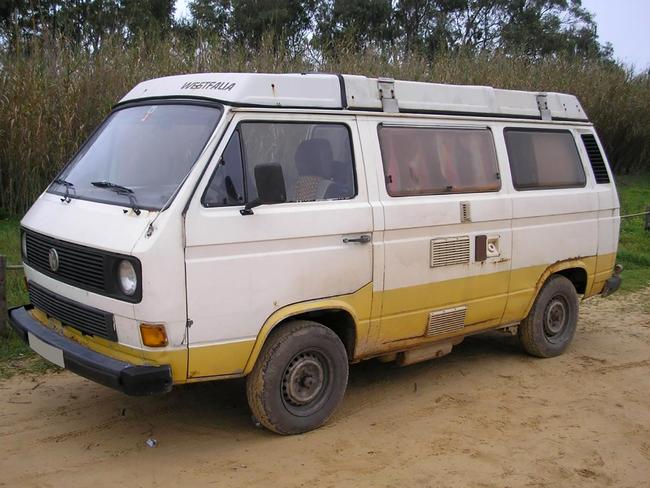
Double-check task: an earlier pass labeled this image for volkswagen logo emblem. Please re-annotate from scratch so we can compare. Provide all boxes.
[48,248,60,272]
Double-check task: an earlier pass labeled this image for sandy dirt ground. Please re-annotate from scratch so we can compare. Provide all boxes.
[1,289,649,488]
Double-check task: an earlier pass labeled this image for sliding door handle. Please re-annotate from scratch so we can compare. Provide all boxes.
[343,235,371,244]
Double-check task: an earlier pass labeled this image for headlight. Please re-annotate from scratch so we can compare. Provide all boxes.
[21,232,27,258]
[117,260,137,296]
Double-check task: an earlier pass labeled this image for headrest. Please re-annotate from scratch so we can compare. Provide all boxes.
[294,138,334,178]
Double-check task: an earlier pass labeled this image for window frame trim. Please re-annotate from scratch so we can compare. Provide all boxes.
[200,127,249,208]
[503,127,588,192]
[376,123,503,198]
[200,119,360,208]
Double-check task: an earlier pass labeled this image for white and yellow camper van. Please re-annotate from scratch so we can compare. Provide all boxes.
[10,73,621,434]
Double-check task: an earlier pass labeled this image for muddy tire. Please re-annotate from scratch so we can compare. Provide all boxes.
[246,320,349,435]
[518,275,579,358]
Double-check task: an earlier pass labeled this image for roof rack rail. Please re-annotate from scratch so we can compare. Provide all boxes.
[536,94,551,121]
[378,78,398,113]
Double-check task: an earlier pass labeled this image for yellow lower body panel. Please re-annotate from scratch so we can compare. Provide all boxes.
[378,270,510,343]
[589,252,617,297]
[30,253,616,385]
[187,339,256,379]
[371,254,611,356]
[501,255,602,323]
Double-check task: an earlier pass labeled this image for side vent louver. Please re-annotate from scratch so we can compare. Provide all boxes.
[426,306,466,336]
[430,236,470,268]
[581,134,610,184]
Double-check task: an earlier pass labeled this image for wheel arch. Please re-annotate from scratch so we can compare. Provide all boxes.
[242,294,369,376]
[523,258,594,317]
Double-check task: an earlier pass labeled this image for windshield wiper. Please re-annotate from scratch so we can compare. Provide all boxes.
[53,178,75,203]
[91,181,141,215]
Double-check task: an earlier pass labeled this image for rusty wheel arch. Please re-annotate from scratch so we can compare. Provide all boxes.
[272,309,357,361]
[524,259,591,317]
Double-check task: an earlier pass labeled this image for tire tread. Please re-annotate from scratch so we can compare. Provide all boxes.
[246,320,347,434]
[518,275,579,358]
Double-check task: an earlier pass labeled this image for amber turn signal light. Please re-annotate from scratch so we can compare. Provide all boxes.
[140,323,168,347]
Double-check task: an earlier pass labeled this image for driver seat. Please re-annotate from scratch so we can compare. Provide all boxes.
[293,138,334,202]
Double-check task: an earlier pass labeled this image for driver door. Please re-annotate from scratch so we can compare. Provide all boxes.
[183,112,374,378]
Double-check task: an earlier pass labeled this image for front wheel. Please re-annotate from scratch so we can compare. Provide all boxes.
[246,320,349,435]
[518,275,579,358]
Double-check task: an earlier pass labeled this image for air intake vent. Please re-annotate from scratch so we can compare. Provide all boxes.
[581,134,610,184]
[426,306,466,336]
[29,282,116,341]
[430,236,470,267]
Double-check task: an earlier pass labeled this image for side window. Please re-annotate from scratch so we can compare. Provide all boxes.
[202,130,245,207]
[239,122,356,202]
[378,126,501,196]
[504,129,586,190]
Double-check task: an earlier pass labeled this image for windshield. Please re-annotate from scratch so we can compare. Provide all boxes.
[49,103,222,210]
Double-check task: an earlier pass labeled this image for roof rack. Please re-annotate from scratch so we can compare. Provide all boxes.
[343,75,587,121]
[120,73,588,122]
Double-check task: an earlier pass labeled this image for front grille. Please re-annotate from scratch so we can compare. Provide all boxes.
[29,283,116,341]
[25,231,106,292]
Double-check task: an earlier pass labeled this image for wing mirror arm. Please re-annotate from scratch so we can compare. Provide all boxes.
[240,199,262,216]
[239,163,287,216]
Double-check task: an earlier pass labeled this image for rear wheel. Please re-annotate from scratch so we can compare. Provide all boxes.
[246,320,349,435]
[518,275,579,358]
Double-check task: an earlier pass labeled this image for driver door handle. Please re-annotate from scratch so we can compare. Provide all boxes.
[343,234,371,244]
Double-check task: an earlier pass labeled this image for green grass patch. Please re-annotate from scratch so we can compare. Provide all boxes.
[0,217,28,307]
[0,216,52,378]
[616,174,650,291]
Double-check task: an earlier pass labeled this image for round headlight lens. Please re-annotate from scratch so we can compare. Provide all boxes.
[117,260,137,296]
[21,232,27,258]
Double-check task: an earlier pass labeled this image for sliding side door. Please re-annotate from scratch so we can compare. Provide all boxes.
[359,118,513,346]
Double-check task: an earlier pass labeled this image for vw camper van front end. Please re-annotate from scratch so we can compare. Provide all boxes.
[10,100,226,394]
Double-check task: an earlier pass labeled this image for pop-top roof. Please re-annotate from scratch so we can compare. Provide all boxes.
[119,72,588,122]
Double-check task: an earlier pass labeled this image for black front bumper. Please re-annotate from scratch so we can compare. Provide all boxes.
[8,305,172,396]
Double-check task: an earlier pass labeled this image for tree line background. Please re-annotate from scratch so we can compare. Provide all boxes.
[1,0,649,215]
[0,0,615,58]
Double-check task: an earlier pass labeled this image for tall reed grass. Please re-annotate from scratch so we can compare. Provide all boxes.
[1,35,649,215]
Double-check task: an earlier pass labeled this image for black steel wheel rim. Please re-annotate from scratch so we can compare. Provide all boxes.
[281,349,332,417]
[543,294,570,343]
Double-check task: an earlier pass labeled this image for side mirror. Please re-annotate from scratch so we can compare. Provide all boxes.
[240,163,287,215]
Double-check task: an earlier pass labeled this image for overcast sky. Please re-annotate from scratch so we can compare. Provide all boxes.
[174,0,650,72]
[582,0,649,71]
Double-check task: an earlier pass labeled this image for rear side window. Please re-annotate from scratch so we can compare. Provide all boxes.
[504,129,586,190]
[378,126,501,197]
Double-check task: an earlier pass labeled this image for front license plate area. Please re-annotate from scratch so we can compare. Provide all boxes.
[27,332,64,368]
